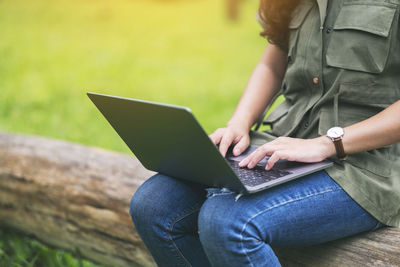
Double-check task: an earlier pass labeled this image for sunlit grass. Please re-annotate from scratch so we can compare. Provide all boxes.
[0,0,267,154]
[0,0,269,265]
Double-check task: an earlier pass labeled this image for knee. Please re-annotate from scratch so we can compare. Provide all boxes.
[198,195,247,249]
[198,194,268,251]
[129,174,167,225]
[129,188,146,223]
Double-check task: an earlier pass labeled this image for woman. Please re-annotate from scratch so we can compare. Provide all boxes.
[130,0,400,266]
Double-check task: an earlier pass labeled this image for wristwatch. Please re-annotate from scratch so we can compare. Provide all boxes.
[326,127,347,160]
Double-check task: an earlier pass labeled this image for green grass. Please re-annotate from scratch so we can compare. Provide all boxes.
[0,0,270,265]
[0,0,268,154]
[0,229,102,267]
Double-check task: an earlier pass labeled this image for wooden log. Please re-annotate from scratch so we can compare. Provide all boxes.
[276,226,400,266]
[0,132,156,267]
[0,132,399,266]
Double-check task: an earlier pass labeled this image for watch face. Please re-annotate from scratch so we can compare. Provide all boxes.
[327,127,344,139]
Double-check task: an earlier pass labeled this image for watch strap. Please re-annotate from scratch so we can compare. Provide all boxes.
[332,137,346,160]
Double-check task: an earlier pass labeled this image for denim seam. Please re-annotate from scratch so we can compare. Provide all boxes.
[239,187,342,267]
[166,206,202,267]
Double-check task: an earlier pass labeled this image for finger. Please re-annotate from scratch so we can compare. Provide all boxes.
[232,135,250,156]
[241,145,274,169]
[239,152,256,168]
[247,147,270,169]
[239,144,270,167]
[209,130,223,145]
[219,132,235,157]
[266,151,289,170]
[238,146,261,167]
[238,154,251,167]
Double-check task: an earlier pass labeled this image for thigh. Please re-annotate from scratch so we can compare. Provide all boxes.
[130,174,208,234]
[130,174,211,266]
[200,171,380,248]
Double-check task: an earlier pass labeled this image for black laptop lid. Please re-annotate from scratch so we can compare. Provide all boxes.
[88,92,247,193]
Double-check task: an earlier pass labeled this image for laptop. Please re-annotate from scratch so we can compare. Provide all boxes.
[88,92,333,194]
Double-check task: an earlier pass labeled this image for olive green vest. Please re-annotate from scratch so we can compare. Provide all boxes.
[255,0,400,227]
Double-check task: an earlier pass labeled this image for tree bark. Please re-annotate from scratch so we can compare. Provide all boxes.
[0,132,399,266]
[276,226,400,266]
[0,132,156,266]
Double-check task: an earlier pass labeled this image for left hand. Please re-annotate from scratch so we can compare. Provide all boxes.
[238,136,336,170]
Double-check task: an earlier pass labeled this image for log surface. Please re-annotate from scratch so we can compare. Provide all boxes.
[0,132,399,266]
[276,226,400,266]
[0,132,156,266]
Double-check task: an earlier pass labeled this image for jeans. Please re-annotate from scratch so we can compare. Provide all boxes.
[129,171,382,267]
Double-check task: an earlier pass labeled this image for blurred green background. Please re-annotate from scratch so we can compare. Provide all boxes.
[0,0,268,265]
[0,0,267,154]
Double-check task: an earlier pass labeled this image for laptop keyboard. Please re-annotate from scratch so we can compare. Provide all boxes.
[228,160,293,187]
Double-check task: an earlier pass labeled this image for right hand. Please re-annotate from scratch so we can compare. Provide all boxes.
[209,124,250,158]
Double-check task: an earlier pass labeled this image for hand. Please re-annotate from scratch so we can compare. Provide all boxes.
[209,123,250,157]
[238,136,335,170]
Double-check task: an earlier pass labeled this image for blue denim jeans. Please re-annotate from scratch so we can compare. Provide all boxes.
[129,171,382,267]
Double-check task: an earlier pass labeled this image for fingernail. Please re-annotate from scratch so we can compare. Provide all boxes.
[234,148,240,155]
[239,160,245,166]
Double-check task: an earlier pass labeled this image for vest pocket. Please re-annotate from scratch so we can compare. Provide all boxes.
[287,0,314,62]
[264,100,290,130]
[326,3,397,73]
[338,83,396,107]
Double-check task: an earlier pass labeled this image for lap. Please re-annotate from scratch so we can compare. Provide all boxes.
[132,171,380,247]
[199,171,380,247]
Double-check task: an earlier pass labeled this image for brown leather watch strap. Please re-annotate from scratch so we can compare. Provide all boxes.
[332,137,346,160]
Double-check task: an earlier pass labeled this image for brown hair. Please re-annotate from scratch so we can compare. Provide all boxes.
[258,0,300,49]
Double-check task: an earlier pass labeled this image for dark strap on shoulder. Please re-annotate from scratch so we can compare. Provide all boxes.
[253,91,283,131]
